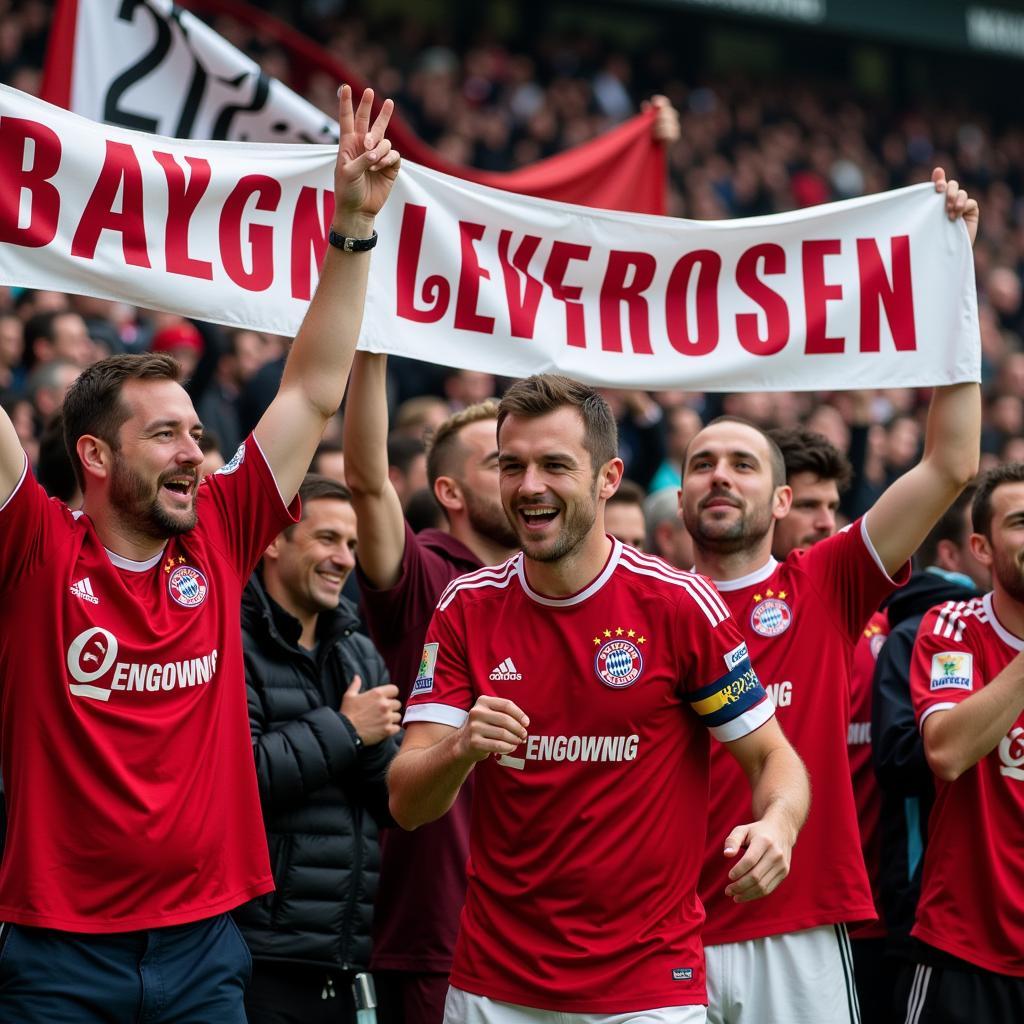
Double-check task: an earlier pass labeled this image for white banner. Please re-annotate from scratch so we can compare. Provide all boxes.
[0,86,980,391]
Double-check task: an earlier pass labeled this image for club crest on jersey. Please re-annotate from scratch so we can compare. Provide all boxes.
[167,564,209,608]
[750,590,792,637]
[595,638,644,689]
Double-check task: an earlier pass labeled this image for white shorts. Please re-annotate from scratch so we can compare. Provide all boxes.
[705,924,860,1024]
[443,986,707,1024]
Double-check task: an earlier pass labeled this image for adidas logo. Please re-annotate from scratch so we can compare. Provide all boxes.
[489,658,522,681]
[69,577,99,604]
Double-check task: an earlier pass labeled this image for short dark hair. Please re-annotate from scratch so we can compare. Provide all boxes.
[608,478,646,508]
[917,485,975,567]
[62,353,181,491]
[425,399,498,493]
[497,374,617,476]
[387,434,426,474]
[769,426,853,493]
[972,462,1024,538]
[693,415,786,489]
[282,473,353,538]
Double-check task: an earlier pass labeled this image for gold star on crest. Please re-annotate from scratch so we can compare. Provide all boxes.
[637,635,647,644]
[753,593,762,602]
[603,629,612,638]
[615,627,624,636]
[777,591,787,600]
[164,559,176,574]
[766,588,774,597]
[178,556,186,564]
[593,636,601,645]
[627,628,636,638]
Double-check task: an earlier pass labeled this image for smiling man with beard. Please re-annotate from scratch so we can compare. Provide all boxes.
[0,85,400,1022]
[388,373,809,1023]
[898,462,1024,1021]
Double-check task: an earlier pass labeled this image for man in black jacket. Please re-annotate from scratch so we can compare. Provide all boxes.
[236,474,402,1024]
[871,486,988,1019]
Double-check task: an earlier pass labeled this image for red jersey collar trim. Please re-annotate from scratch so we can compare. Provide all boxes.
[516,537,622,607]
[983,592,1024,651]
[710,557,778,592]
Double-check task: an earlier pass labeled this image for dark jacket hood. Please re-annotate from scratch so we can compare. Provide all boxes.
[883,567,982,627]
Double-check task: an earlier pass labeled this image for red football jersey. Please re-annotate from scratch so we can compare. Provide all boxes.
[699,519,907,946]
[910,593,1024,976]
[847,611,889,940]
[0,437,297,932]
[404,540,774,1014]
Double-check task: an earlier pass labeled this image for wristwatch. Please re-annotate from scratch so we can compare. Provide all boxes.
[328,228,378,253]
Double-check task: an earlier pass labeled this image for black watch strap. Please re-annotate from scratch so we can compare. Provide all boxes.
[328,228,378,253]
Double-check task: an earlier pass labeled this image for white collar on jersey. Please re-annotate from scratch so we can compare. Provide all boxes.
[983,592,1024,651]
[516,537,622,607]
[69,510,167,571]
[708,557,778,592]
[104,546,166,572]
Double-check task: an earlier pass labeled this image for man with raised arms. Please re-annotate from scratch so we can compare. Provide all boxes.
[389,373,810,1022]
[0,86,399,1022]
[681,172,980,1024]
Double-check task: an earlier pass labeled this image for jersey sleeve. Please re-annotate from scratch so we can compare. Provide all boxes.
[0,454,65,593]
[910,602,981,731]
[676,575,775,742]
[402,597,473,729]
[195,435,299,579]
[799,517,910,639]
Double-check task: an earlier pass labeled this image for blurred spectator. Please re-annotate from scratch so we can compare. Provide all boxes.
[27,359,81,428]
[151,322,204,381]
[649,404,703,492]
[643,486,693,569]
[605,478,647,549]
[311,440,346,485]
[393,395,450,441]
[386,435,428,509]
[0,313,25,395]
[23,310,97,371]
[197,432,225,479]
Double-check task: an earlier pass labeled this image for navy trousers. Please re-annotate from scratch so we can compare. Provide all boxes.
[0,913,251,1023]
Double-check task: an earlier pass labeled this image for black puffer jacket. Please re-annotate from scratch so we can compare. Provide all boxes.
[233,573,397,970]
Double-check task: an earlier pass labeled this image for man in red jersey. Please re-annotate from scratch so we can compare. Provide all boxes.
[389,374,810,1023]
[0,86,399,1022]
[769,426,895,1020]
[681,172,980,1024]
[900,462,1024,1021]
[344,353,519,1024]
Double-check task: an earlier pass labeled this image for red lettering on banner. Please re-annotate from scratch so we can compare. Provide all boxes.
[544,242,591,349]
[600,251,656,354]
[153,152,213,280]
[497,230,543,339]
[219,174,280,292]
[0,117,61,248]
[290,187,335,301]
[857,236,916,352]
[72,141,150,267]
[666,250,720,355]
[396,204,450,323]
[455,221,495,334]
[736,243,789,356]
[803,239,844,354]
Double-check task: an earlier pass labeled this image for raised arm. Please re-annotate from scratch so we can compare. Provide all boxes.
[253,86,400,504]
[343,351,408,589]
[719,718,810,902]
[0,404,26,507]
[863,169,981,575]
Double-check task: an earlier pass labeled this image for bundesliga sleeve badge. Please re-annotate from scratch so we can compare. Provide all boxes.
[929,651,973,691]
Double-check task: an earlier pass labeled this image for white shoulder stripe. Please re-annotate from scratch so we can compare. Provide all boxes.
[438,567,518,612]
[619,548,730,618]
[437,558,519,609]
[618,557,727,626]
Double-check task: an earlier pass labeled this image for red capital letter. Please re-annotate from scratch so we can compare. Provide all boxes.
[736,244,789,356]
[857,236,916,352]
[153,152,213,280]
[544,242,591,349]
[0,117,61,248]
[72,141,150,267]
[803,239,843,354]
[497,230,543,339]
[454,221,495,334]
[218,174,281,292]
[290,186,335,301]
[395,204,450,323]
[599,250,657,354]
[665,250,721,356]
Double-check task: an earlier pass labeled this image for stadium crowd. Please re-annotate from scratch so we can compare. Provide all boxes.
[0,2,1022,1023]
